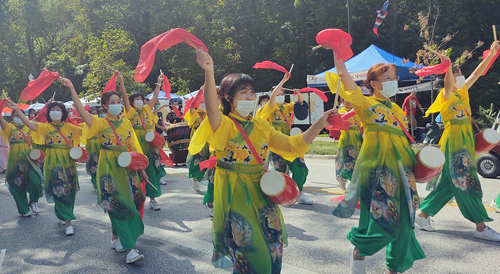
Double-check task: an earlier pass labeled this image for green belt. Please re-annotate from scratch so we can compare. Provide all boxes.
[364,124,406,137]
[348,126,360,131]
[100,145,125,152]
[445,119,471,127]
[216,160,265,175]
[46,144,71,149]
[10,140,29,145]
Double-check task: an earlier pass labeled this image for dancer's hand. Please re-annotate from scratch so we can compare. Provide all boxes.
[196,49,214,72]
[318,108,339,128]
[140,170,149,182]
[58,77,73,88]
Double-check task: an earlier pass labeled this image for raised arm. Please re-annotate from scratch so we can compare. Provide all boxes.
[196,49,219,132]
[8,103,37,131]
[465,41,500,89]
[117,71,131,113]
[59,77,94,127]
[442,56,454,100]
[148,73,164,109]
[0,110,8,130]
[268,74,290,108]
[327,46,357,91]
[293,88,304,104]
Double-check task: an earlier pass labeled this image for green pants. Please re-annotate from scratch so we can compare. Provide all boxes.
[54,192,76,221]
[419,164,492,224]
[8,166,43,215]
[203,183,214,205]
[110,213,144,250]
[348,186,425,273]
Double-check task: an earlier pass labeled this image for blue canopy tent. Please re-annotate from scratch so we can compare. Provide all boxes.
[307,44,425,88]
[146,90,183,103]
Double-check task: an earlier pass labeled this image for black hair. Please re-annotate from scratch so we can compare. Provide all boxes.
[435,64,461,89]
[101,91,121,113]
[46,102,68,123]
[219,73,255,115]
[258,94,270,105]
[129,93,144,108]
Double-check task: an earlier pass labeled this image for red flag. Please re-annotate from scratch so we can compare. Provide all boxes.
[199,156,217,170]
[316,29,353,61]
[134,28,208,83]
[162,75,171,100]
[299,87,328,102]
[182,90,204,118]
[252,61,290,76]
[481,49,500,76]
[102,72,117,94]
[415,59,451,77]
[158,149,174,167]
[172,106,181,118]
[20,70,60,101]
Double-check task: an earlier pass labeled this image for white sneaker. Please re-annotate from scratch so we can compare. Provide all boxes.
[111,239,125,252]
[20,212,31,217]
[191,178,200,191]
[297,193,314,205]
[474,226,500,242]
[490,200,500,213]
[205,203,214,217]
[415,214,436,232]
[349,245,366,274]
[65,226,74,236]
[126,249,145,264]
[149,200,161,211]
[30,202,39,214]
[160,179,168,185]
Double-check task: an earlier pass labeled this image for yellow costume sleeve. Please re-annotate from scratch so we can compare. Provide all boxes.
[189,115,232,154]
[83,116,105,139]
[262,120,308,162]
[338,87,369,124]
[185,109,200,128]
[256,102,279,119]
[124,106,136,120]
[424,87,470,117]
[0,124,13,144]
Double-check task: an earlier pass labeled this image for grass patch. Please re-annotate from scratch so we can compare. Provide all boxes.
[306,140,338,155]
[317,134,329,137]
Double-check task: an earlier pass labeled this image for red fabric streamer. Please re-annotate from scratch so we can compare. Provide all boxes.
[316,29,354,61]
[162,75,172,100]
[3,104,30,114]
[102,72,117,94]
[415,59,451,77]
[33,104,48,123]
[172,106,181,118]
[299,87,328,102]
[84,105,91,111]
[199,156,217,170]
[158,149,174,167]
[134,28,209,83]
[326,111,356,131]
[20,70,60,101]
[252,61,291,77]
[481,49,500,76]
[182,90,204,118]
[0,99,10,113]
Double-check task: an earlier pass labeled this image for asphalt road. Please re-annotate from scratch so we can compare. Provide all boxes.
[0,157,499,274]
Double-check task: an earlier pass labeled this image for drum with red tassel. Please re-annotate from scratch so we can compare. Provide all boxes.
[475,129,500,155]
[413,145,445,183]
[145,130,165,148]
[29,149,45,163]
[69,147,90,163]
[260,171,300,205]
[117,152,149,171]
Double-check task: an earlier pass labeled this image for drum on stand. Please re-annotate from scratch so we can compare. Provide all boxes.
[166,123,191,164]
[475,128,500,155]
[69,147,90,163]
[260,171,300,205]
[118,152,149,170]
[30,149,45,163]
[412,144,445,183]
[145,130,166,148]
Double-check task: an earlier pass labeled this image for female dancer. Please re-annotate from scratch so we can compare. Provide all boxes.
[185,93,208,191]
[63,77,147,263]
[11,98,82,236]
[257,79,312,204]
[190,48,335,273]
[416,41,500,241]
[335,99,362,190]
[85,107,101,191]
[1,108,43,216]
[328,45,425,273]
[255,94,270,115]
[120,72,166,211]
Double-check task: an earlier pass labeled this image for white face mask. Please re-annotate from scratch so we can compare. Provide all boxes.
[13,117,23,125]
[454,75,466,89]
[49,111,63,121]
[134,100,144,109]
[276,95,285,105]
[377,80,398,98]
[235,100,255,117]
[199,103,206,111]
[108,104,123,116]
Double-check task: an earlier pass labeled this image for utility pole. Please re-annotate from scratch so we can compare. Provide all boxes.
[347,0,352,34]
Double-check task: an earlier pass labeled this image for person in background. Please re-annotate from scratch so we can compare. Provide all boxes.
[28,109,37,121]
[255,94,270,116]
[402,92,424,133]
[86,107,101,191]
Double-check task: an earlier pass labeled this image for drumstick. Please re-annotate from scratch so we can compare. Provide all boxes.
[281,88,295,92]
[494,25,498,42]
[312,45,322,50]
[289,63,294,75]
[333,72,341,109]
[104,64,115,71]
[146,180,159,191]
[52,90,56,99]
[424,45,442,56]
[2,90,7,99]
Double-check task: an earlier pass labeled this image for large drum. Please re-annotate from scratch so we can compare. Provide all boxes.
[145,130,165,148]
[69,147,90,163]
[260,171,300,205]
[475,128,500,155]
[166,123,191,152]
[30,149,45,163]
[118,152,149,171]
[413,145,445,183]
